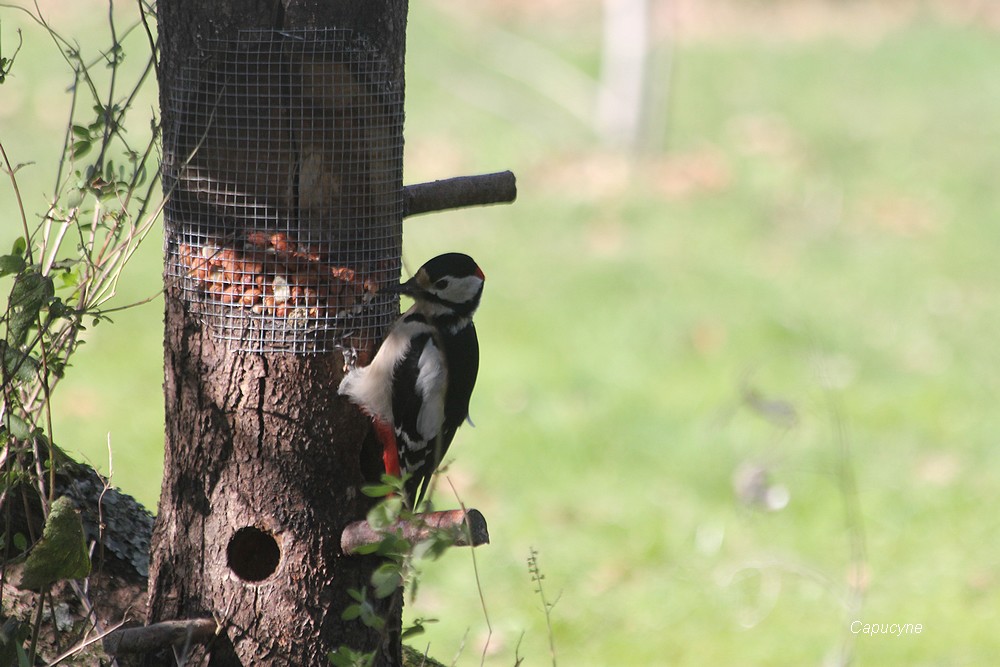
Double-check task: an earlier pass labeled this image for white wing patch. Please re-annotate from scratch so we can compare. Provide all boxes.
[338,313,432,424]
[413,337,447,448]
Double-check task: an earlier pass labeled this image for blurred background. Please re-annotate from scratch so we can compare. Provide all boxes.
[3,0,1000,664]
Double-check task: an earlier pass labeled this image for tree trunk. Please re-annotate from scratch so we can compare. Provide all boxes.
[148,1,408,665]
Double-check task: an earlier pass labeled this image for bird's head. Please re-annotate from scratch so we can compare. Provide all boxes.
[385,253,485,320]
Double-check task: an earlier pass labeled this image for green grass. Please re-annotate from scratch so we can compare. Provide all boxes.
[3,3,1000,665]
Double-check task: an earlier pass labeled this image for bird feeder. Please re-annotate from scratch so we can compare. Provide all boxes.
[163,28,403,355]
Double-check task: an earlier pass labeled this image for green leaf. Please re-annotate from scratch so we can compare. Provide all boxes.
[0,253,26,277]
[71,124,90,138]
[379,473,407,491]
[6,309,34,347]
[365,496,403,530]
[10,270,54,312]
[17,496,91,590]
[47,296,70,320]
[6,270,53,346]
[370,562,402,599]
[361,612,384,632]
[11,237,26,256]
[71,140,92,158]
[411,530,455,562]
[359,483,394,498]
[46,357,66,379]
[2,413,32,441]
[401,618,436,641]
[66,186,85,208]
[0,341,41,382]
[377,533,410,558]
[340,604,362,622]
[328,647,375,667]
[349,542,382,556]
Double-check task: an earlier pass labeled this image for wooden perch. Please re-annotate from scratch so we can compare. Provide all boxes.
[103,618,219,655]
[341,508,490,555]
[403,171,516,217]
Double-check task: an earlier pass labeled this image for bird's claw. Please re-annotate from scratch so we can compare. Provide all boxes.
[341,346,358,373]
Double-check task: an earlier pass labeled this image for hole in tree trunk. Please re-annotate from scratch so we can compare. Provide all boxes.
[227,526,281,582]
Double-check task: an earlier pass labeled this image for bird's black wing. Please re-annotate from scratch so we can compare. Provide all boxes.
[442,322,479,445]
[391,330,447,503]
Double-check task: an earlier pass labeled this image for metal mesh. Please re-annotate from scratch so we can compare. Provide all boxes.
[162,29,403,354]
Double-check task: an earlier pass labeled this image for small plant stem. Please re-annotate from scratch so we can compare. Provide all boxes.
[0,140,34,264]
[28,588,48,665]
[529,548,558,667]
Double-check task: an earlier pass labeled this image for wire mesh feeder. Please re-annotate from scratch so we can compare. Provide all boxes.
[162,29,403,354]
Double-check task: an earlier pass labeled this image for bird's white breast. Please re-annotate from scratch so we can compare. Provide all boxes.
[338,313,436,424]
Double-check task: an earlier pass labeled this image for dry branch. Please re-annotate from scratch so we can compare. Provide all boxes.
[403,171,516,217]
[341,509,490,555]
[103,618,219,655]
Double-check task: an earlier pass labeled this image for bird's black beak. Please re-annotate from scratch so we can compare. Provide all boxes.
[379,276,421,297]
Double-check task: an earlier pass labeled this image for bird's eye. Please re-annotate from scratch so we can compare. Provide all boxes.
[435,279,449,290]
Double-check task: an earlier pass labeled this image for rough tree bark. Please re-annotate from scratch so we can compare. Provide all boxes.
[147,1,409,665]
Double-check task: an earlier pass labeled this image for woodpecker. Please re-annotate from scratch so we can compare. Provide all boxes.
[339,253,485,506]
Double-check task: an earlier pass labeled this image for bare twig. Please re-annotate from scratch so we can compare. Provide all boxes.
[46,615,127,666]
[28,588,46,664]
[403,171,516,218]
[136,0,158,71]
[341,509,489,555]
[0,140,34,264]
[102,618,219,655]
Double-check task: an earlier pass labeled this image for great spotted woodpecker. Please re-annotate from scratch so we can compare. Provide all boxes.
[339,253,485,505]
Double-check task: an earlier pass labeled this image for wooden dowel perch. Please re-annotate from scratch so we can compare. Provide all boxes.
[341,508,490,555]
[103,618,219,655]
[403,171,516,217]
